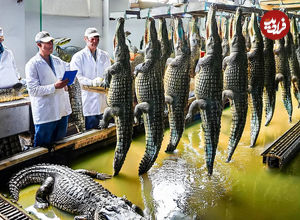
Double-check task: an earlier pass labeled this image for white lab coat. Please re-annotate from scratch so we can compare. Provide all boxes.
[25,53,72,125]
[0,48,19,88]
[70,46,111,116]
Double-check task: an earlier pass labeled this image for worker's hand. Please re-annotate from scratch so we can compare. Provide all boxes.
[92,77,103,87]
[54,79,69,89]
[64,86,68,91]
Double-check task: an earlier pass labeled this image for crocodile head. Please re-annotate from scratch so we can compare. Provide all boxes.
[230,7,246,52]
[189,16,201,55]
[242,16,251,50]
[144,17,161,60]
[228,14,235,44]
[205,4,222,55]
[158,18,172,58]
[113,17,130,62]
[290,17,299,47]
[222,18,229,41]
[248,13,263,49]
[173,17,190,56]
[94,197,144,219]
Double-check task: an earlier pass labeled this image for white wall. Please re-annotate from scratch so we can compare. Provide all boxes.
[42,0,103,50]
[0,0,26,76]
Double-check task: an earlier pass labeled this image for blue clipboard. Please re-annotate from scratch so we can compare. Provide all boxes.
[62,70,78,86]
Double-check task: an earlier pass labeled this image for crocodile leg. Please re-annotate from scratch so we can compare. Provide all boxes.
[75,169,112,180]
[185,99,206,122]
[99,107,120,129]
[35,176,54,209]
[134,102,150,124]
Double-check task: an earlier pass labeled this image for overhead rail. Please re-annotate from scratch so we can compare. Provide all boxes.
[137,1,300,18]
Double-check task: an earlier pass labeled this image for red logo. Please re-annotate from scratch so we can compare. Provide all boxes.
[260,10,290,40]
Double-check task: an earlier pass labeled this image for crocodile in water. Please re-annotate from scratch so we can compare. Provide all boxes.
[9,164,144,219]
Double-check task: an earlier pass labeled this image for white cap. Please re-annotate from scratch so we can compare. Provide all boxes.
[84,27,100,38]
[35,31,54,43]
[0,27,3,37]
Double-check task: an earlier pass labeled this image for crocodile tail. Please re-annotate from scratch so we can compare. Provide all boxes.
[227,95,248,162]
[165,105,185,152]
[281,80,293,121]
[249,92,263,147]
[113,112,133,176]
[201,101,222,175]
[9,164,49,201]
[264,87,276,126]
[139,114,163,175]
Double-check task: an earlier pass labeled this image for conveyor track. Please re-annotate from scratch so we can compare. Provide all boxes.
[261,121,300,168]
[0,194,33,220]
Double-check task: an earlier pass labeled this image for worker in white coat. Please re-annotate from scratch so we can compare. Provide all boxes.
[26,31,72,147]
[70,27,111,130]
[0,27,21,88]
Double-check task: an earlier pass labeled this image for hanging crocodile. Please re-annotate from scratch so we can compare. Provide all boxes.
[134,18,164,175]
[9,164,144,219]
[186,5,223,175]
[274,37,293,122]
[222,8,248,162]
[287,18,300,108]
[247,12,264,147]
[99,18,134,176]
[158,17,172,75]
[263,35,276,126]
[189,16,201,78]
[164,17,191,153]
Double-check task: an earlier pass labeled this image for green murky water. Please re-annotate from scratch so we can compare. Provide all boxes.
[9,89,300,219]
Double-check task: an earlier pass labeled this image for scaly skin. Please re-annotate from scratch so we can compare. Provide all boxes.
[242,17,251,52]
[134,18,164,175]
[189,16,201,78]
[186,5,223,175]
[263,36,276,126]
[287,18,300,108]
[158,17,172,75]
[68,78,85,132]
[222,8,248,162]
[53,38,85,133]
[274,38,293,122]
[247,13,264,147]
[291,17,300,75]
[100,18,134,176]
[221,17,230,59]
[164,17,191,153]
[9,164,144,219]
